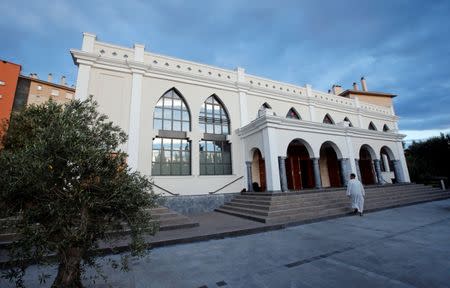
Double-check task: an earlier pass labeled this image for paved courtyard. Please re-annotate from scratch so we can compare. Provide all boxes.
[1,199,450,288]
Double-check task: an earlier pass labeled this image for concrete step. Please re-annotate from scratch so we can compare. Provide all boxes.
[0,206,200,241]
[216,184,450,224]
[214,208,267,223]
[229,188,443,212]
[235,185,437,204]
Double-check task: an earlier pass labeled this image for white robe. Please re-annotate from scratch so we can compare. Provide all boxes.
[346,179,365,213]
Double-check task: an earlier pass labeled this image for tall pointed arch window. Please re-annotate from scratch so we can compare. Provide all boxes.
[344,117,353,127]
[199,95,229,135]
[199,95,232,175]
[153,89,190,132]
[152,88,191,176]
[368,122,377,131]
[323,114,334,124]
[383,124,390,132]
[286,108,301,119]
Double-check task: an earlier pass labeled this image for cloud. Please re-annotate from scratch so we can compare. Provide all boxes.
[1,0,449,131]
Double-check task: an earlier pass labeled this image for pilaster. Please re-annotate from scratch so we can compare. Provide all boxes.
[262,127,281,191]
[354,96,364,128]
[236,67,249,127]
[127,43,146,171]
[305,84,316,122]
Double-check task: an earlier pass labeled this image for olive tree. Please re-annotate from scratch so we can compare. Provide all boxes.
[0,98,158,287]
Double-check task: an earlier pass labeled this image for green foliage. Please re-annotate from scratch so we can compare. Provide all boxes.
[405,133,450,185]
[0,98,158,287]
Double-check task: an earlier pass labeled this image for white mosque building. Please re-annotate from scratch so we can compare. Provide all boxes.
[71,33,410,198]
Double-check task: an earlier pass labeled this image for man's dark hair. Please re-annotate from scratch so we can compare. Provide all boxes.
[350,173,356,179]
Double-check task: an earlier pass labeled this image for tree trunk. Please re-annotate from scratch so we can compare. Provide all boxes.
[52,247,84,288]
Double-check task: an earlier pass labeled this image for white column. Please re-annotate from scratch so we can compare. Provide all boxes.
[395,141,410,182]
[305,84,316,122]
[262,127,281,191]
[127,43,145,171]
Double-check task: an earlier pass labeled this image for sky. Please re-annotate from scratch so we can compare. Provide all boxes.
[1,0,449,141]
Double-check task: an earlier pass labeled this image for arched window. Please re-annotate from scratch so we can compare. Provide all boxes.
[286,108,301,119]
[199,95,229,135]
[368,122,377,131]
[262,102,272,109]
[383,124,390,132]
[199,95,232,175]
[153,89,190,132]
[323,114,334,124]
[344,117,353,127]
[152,88,191,176]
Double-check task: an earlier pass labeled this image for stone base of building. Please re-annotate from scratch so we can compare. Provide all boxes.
[159,193,239,215]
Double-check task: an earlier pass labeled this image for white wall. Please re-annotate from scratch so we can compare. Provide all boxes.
[71,34,408,195]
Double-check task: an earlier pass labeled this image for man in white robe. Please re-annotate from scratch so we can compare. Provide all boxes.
[346,173,365,216]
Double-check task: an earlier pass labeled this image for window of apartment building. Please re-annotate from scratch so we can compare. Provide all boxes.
[51,90,59,96]
[65,93,73,100]
[0,80,5,86]
[199,95,232,175]
[152,88,191,176]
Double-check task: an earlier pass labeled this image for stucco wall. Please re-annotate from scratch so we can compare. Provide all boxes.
[72,33,409,195]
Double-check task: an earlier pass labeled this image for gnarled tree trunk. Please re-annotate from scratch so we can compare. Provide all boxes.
[52,247,84,287]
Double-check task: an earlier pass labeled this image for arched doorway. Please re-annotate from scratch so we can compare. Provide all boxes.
[319,142,342,187]
[251,149,266,191]
[359,145,376,185]
[285,140,315,190]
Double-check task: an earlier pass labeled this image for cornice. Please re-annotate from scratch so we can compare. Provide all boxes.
[71,47,398,121]
[237,115,404,141]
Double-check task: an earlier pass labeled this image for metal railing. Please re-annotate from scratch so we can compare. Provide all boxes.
[152,183,180,196]
[209,176,244,194]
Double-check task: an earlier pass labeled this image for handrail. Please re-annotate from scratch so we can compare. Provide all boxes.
[209,176,244,194]
[152,183,179,196]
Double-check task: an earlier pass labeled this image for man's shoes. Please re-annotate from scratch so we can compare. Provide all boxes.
[359,212,363,216]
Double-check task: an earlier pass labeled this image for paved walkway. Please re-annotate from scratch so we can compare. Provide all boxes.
[1,199,450,287]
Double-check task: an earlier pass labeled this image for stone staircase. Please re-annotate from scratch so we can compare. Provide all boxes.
[0,206,198,244]
[215,184,450,225]
[150,206,199,231]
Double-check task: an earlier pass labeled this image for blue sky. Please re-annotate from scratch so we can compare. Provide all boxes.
[1,0,449,140]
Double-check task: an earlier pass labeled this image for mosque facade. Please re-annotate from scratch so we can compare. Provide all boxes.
[71,33,410,197]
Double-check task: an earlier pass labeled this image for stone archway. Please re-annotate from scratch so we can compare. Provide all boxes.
[319,142,342,188]
[359,145,376,185]
[285,139,315,190]
[251,149,266,192]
